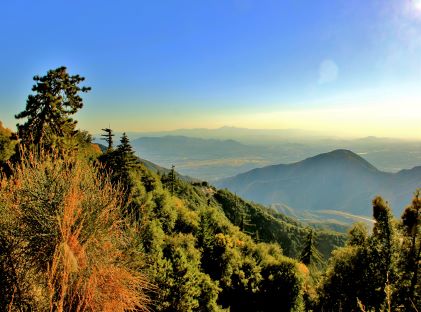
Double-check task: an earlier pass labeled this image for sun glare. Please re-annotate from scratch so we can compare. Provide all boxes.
[414,0,421,11]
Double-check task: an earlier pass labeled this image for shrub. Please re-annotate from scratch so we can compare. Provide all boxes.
[0,152,149,311]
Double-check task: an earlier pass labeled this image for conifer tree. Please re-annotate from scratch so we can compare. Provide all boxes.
[396,191,421,307]
[101,127,114,151]
[168,165,177,195]
[365,197,398,309]
[300,228,322,267]
[371,198,396,275]
[111,133,140,187]
[15,66,91,147]
[239,205,254,236]
[316,198,399,311]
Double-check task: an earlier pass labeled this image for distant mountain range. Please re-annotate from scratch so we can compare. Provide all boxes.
[123,134,421,180]
[215,149,421,216]
[94,128,421,180]
[122,126,331,143]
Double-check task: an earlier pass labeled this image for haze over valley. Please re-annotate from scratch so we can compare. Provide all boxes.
[116,127,421,181]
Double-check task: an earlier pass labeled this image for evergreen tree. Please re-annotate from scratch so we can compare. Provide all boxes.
[396,191,421,308]
[116,132,140,172]
[168,165,177,195]
[105,132,141,191]
[368,196,398,309]
[15,66,91,147]
[101,127,114,151]
[317,197,399,311]
[300,228,323,267]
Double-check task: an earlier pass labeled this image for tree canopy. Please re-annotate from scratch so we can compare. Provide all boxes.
[15,66,90,148]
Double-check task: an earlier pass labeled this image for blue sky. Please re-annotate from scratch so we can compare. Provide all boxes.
[1,0,421,137]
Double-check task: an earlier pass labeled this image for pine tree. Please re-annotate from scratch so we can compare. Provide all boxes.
[299,228,323,267]
[15,66,91,147]
[168,165,177,195]
[101,127,114,151]
[115,133,140,178]
[239,205,254,236]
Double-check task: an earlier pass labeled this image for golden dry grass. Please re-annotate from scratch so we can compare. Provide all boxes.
[1,151,150,311]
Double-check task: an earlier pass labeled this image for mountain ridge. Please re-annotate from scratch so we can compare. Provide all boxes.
[215,149,421,216]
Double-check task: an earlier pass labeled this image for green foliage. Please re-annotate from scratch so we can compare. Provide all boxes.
[0,153,149,311]
[15,66,91,150]
[367,197,398,308]
[99,133,141,182]
[394,190,421,309]
[195,204,305,311]
[348,222,369,246]
[161,164,179,195]
[258,257,304,312]
[126,169,307,311]
[214,189,345,260]
[316,195,421,311]
[149,233,221,312]
[317,245,370,311]
[0,121,17,163]
[299,228,323,268]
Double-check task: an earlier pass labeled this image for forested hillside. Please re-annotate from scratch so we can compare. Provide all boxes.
[1,67,420,311]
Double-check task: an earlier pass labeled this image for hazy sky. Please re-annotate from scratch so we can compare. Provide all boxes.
[1,0,421,138]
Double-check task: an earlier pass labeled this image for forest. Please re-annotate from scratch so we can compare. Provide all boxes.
[0,67,420,311]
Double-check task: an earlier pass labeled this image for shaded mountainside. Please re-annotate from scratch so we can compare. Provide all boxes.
[215,149,421,216]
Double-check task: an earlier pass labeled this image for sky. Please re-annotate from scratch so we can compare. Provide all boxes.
[0,0,421,138]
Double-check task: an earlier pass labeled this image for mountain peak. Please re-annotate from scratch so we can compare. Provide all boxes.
[215,149,421,216]
[301,149,379,172]
[313,149,359,158]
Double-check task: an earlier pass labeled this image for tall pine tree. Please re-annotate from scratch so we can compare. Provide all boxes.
[15,66,91,147]
[300,228,322,267]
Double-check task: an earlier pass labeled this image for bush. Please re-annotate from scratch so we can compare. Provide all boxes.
[0,152,149,311]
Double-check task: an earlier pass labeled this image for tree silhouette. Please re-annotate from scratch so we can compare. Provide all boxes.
[114,133,140,180]
[101,127,114,151]
[15,66,91,147]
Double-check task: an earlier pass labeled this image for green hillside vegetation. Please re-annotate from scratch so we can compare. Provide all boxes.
[213,189,345,260]
[0,122,16,163]
[1,67,420,311]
